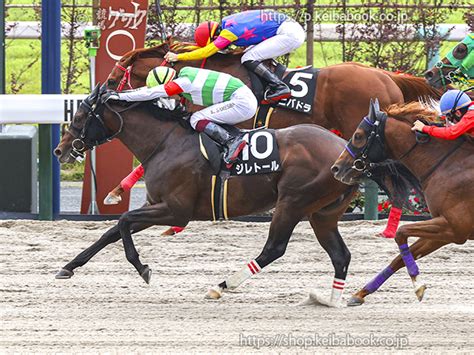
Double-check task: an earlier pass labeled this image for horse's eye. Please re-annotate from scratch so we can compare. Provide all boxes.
[107,79,117,88]
[453,44,467,59]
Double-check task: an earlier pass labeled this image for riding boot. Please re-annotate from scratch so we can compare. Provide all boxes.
[202,122,247,165]
[243,60,291,102]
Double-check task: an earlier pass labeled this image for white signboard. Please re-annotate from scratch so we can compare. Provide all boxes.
[0,94,87,124]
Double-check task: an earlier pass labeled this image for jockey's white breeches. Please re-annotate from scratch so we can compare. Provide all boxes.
[241,20,306,63]
[189,85,258,129]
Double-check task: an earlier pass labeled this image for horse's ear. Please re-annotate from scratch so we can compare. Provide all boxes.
[99,83,107,95]
[93,82,100,93]
[369,99,377,122]
[367,98,375,122]
[374,98,380,112]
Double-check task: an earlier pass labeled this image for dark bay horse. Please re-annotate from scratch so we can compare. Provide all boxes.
[105,40,443,236]
[54,84,357,306]
[331,100,473,305]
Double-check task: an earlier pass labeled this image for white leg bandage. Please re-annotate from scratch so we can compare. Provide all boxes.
[225,260,261,290]
[330,278,346,303]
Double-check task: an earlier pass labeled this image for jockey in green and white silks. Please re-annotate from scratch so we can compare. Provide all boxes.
[107,66,258,165]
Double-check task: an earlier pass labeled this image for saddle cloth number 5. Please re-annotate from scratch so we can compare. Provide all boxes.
[289,72,313,98]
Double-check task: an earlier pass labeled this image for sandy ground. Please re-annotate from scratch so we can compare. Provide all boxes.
[0,219,472,353]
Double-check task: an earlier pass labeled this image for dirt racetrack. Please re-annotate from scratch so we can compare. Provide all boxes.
[1,219,472,353]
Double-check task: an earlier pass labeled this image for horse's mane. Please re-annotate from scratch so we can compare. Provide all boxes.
[113,99,193,131]
[384,101,439,125]
[117,39,196,66]
[118,38,244,67]
[370,101,442,209]
[142,101,193,131]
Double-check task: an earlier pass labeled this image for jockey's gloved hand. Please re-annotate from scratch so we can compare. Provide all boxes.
[102,90,120,103]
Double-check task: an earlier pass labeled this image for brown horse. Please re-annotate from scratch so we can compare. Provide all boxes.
[331,100,473,305]
[105,40,443,236]
[54,84,357,306]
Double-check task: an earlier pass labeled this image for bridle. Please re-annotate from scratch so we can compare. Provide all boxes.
[67,85,129,161]
[115,63,134,91]
[346,108,465,184]
[434,60,466,90]
[344,114,388,177]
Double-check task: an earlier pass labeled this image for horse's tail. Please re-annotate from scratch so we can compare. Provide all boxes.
[387,73,444,103]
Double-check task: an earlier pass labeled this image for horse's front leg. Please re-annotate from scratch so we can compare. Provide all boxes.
[56,222,153,279]
[297,212,351,308]
[348,238,448,306]
[118,202,189,284]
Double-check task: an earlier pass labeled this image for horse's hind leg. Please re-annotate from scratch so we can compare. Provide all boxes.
[298,212,351,307]
[348,238,448,306]
[56,222,154,279]
[206,202,302,300]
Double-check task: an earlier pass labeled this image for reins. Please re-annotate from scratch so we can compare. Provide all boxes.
[417,138,465,183]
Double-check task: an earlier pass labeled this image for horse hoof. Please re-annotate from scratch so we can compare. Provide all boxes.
[205,286,223,300]
[298,292,342,308]
[140,265,152,284]
[376,231,395,239]
[161,227,176,236]
[347,296,365,307]
[55,268,74,279]
[103,193,121,205]
[415,284,427,301]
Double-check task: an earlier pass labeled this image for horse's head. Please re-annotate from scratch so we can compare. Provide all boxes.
[105,38,206,92]
[331,99,389,185]
[54,83,124,163]
[105,41,172,91]
[425,34,474,89]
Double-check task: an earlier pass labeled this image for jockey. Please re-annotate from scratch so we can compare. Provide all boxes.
[103,66,257,206]
[106,66,258,164]
[164,10,305,102]
[412,89,474,139]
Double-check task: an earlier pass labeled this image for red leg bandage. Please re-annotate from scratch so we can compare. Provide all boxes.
[120,164,145,191]
[380,207,402,239]
[171,226,185,234]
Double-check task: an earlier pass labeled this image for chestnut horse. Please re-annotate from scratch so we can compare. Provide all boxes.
[105,40,443,236]
[54,84,357,306]
[107,41,443,138]
[331,100,473,305]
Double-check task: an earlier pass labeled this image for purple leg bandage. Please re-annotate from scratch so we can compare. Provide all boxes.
[399,243,419,277]
[365,266,394,294]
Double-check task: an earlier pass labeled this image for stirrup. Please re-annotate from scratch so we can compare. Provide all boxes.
[263,88,291,103]
[224,140,247,168]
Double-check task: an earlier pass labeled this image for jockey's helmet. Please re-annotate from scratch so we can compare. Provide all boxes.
[439,89,471,115]
[194,21,220,47]
[146,66,177,88]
